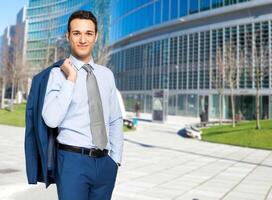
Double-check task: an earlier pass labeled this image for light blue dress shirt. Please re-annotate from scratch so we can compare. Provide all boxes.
[42,55,124,164]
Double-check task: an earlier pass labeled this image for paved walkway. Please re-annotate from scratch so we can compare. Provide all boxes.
[1,116,272,200]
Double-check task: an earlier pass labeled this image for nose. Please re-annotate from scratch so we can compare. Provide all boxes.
[79,34,86,43]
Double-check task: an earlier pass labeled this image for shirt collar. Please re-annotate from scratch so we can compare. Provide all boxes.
[69,54,95,71]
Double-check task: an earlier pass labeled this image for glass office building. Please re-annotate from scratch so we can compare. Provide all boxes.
[26,0,110,74]
[110,0,272,119]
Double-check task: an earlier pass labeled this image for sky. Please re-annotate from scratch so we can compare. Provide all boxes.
[0,0,28,35]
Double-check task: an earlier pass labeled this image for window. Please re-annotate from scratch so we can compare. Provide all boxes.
[189,0,199,14]
[200,0,210,11]
[179,0,188,17]
[154,0,162,24]
[170,0,178,19]
[162,0,170,22]
[212,0,223,8]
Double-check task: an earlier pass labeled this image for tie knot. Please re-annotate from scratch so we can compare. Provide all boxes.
[82,64,93,73]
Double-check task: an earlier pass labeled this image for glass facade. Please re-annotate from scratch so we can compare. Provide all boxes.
[26,0,91,71]
[110,1,272,119]
[110,0,252,43]
[26,0,110,72]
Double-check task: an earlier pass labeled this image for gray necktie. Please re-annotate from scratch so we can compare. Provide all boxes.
[82,64,108,150]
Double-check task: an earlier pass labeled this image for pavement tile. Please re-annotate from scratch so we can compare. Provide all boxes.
[0,117,272,200]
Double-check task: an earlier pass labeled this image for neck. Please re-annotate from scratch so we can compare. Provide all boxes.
[72,53,92,64]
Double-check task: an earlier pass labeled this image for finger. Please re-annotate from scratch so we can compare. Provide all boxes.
[68,59,72,66]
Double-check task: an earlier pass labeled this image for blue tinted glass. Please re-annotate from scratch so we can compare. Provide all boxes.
[226,0,239,5]
[127,14,132,34]
[212,0,223,8]
[118,21,121,39]
[179,0,188,17]
[124,1,128,14]
[136,10,141,30]
[124,16,128,36]
[120,2,124,16]
[155,0,161,24]
[200,0,210,10]
[141,7,146,29]
[189,0,199,14]
[146,4,154,26]
[132,12,136,33]
[162,0,169,22]
[81,4,91,11]
[130,0,136,11]
[170,0,178,19]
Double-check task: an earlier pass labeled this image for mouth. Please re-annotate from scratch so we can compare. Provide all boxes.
[77,45,88,48]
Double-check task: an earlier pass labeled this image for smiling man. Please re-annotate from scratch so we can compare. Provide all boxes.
[25,10,124,200]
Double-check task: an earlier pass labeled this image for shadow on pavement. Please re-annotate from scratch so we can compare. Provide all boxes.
[124,138,272,168]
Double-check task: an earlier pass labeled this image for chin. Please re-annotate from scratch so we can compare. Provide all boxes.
[75,52,91,59]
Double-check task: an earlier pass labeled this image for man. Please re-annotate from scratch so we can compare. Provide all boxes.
[25,10,123,200]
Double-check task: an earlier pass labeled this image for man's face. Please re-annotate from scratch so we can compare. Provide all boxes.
[66,19,98,61]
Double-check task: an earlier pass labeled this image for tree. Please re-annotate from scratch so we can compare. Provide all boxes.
[0,24,29,111]
[252,35,269,130]
[213,46,224,125]
[10,23,29,110]
[239,30,270,130]
[224,41,239,128]
[212,34,237,126]
[0,29,10,109]
[0,72,6,109]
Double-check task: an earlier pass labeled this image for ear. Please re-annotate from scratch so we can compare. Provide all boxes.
[66,32,69,42]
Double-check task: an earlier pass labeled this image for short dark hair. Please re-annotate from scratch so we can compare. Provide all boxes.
[67,10,97,33]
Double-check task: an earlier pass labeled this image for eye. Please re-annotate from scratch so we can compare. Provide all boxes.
[86,32,94,36]
[73,32,80,36]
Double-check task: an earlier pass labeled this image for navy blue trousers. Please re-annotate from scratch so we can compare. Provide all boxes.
[56,149,118,200]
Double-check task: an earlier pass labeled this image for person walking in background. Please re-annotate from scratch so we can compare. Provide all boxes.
[134,101,140,117]
[200,105,209,127]
[25,10,124,200]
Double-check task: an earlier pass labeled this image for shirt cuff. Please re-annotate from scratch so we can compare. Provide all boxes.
[110,152,122,166]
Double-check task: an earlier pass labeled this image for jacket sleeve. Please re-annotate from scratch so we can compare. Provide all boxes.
[24,77,38,184]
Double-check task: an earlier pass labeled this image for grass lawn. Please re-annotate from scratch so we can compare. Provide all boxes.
[0,103,26,127]
[202,120,272,150]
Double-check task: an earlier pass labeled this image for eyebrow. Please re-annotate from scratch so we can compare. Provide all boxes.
[86,30,95,33]
[71,30,95,33]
